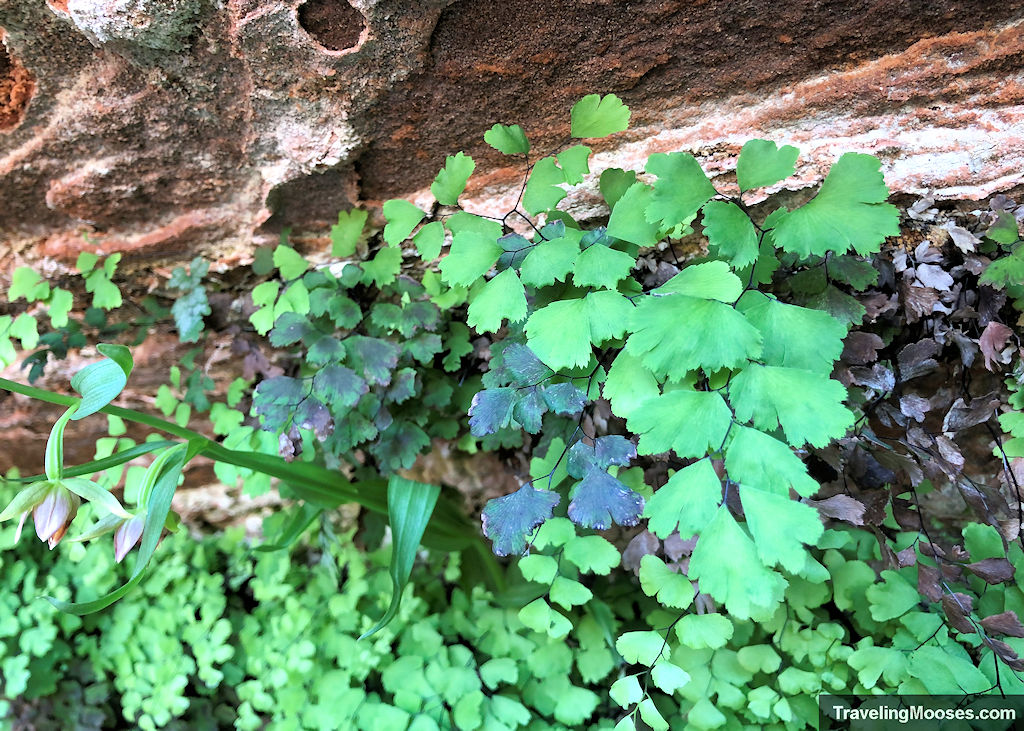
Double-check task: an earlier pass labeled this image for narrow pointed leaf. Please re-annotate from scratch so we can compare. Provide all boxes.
[361,476,440,638]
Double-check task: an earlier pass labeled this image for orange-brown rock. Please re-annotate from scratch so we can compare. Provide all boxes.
[0,0,1020,270]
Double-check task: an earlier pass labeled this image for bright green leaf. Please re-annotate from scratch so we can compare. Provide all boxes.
[629,390,733,458]
[736,139,799,192]
[688,508,788,620]
[570,93,630,138]
[739,485,823,572]
[702,200,760,269]
[467,269,527,333]
[523,157,567,215]
[645,152,717,229]
[431,152,475,206]
[728,365,854,448]
[643,459,722,538]
[382,199,426,246]
[484,123,530,155]
[770,153,900,257]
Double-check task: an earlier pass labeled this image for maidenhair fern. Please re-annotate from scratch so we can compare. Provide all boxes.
[386,95,900,631]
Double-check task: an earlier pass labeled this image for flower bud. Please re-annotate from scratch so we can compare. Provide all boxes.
[113,515,146,563]
[33,483,81,549]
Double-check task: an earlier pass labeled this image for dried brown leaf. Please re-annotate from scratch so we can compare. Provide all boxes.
[942,393,1000,432]
[896,545,917,568]
[914,263,954,291]
[981,611,1024,638]
[898,339,941,381]
[622,530,660,574]
[842,332,885,366]
[982,637,1024,670]
[942,592,976,634]
[805,494,866,526]
[980,321,1014,371]
[967,557,1015,585]
[899,394,931,423]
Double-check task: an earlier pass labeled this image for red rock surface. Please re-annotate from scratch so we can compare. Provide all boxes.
[0,0,1020,270]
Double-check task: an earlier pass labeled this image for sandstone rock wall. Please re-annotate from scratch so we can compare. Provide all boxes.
[0,0,1021,273]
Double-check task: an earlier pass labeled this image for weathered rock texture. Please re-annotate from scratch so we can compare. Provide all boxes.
[0,0,1022,272]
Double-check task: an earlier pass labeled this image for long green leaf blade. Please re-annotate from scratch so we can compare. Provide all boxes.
[360,475,440,639]
[47,443,187,614]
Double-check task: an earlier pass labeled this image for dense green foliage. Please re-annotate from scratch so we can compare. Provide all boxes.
[6,480,1023,730]
[2,93,1024,728]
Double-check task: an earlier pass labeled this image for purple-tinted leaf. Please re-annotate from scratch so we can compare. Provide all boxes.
[503,343,552,386]
[568,468,645,531]
[269,312,314,347]
[370,422,430,472]
[541,382,586,415]
[482,484,561,556]
[512,387,547,434]
[497,233,533,271]
[306,335,346,366]
[567,441,598,479]
[385,368,418,404]
[347,336,401,385]
[594,435,636,468]
[469,388,516,436]
[312,365,367,408]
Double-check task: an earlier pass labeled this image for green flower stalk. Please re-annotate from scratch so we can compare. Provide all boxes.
[0,404,130,549]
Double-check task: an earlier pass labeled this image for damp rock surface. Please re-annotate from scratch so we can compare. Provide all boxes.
[0,0,1019,270]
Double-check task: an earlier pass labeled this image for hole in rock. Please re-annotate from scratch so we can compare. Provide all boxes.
[0,33,34,131]
[297,0,366,52]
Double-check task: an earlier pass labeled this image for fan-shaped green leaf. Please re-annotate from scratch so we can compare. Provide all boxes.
[724,426,819,497]
[440,231,503,286]
[484,123,530,154]
[645,152,717,229]
[702,200,760,269]
[467,269,527,333]
[639,555,695,609]
[382,199,426,245]
[739,485,823,572]
[736,139,799,192]
[412,221,444,261]
[572,244,636,289]
[607,183,660,247]
[431,152,475,206]
[736,292,845,372]
[643,458,722,538]
[526,299,591,370]
[519,235,581,287]
[676,614,734,651]
[557,145,591,185]
[570,93,630,138]
[629,390,733,458]
[654,261,743,301]
[626,295,762,378]
[523,157,567,215]
[688,509,788,620]
[728,365,853,447]
[770,153,899,257]
[602,352,659,419]
[331,209,367,257]
[616,631,666,666]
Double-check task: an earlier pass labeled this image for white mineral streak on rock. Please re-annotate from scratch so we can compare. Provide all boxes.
[67,0,200,50]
